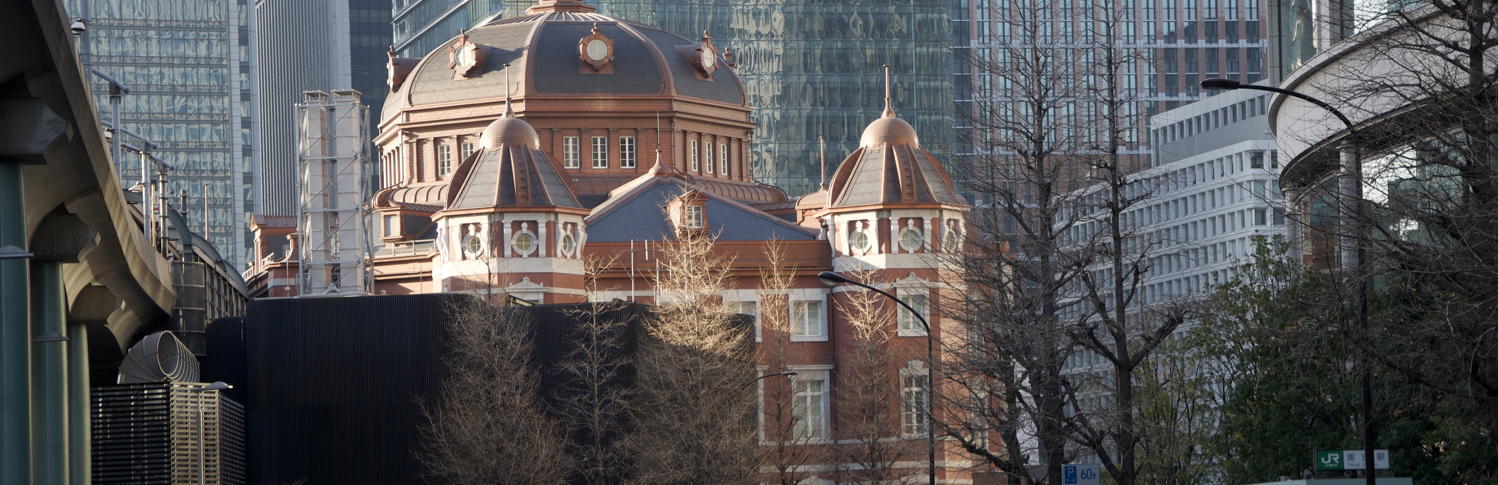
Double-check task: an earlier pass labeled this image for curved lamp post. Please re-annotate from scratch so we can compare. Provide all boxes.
[1203,78,1374,485]
[746,371,798,388]
[817,271,935,485]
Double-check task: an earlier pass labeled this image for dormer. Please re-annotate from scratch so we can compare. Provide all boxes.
[667,190,709,235]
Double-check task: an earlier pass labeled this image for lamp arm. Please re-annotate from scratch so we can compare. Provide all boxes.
[842,280,931,334]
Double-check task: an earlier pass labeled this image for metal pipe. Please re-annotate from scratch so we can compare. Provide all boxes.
[140,150,152,244]
[0,162,32,484]
[30,261,68,485]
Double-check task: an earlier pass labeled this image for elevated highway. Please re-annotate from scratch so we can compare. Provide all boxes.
[2,0,180,483]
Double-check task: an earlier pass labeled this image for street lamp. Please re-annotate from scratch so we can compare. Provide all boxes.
[746,371,798,388]
[191,381,232,485]
[1202,78,1374,485]
[818,271,936,485]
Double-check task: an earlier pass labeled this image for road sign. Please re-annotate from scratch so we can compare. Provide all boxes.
[1062,463,1101,485]
[1316,449,1390,470]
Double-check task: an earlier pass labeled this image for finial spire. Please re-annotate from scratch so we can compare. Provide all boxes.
[818,136,827,190]
[648,112,667,175]
[882,64,895,118]
[503,62,515,117]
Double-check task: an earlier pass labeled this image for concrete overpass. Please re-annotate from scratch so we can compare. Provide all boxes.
[2,0,179,483]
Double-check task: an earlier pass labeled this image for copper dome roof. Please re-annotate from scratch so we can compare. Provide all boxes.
[826,66,963,209]
[382,1,747,123]
[480,112,540,150]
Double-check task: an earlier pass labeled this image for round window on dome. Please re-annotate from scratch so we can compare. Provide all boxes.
[899,228,924,252]
[512,232,537,256]
[560,233,577,257]
[850,230,871,254]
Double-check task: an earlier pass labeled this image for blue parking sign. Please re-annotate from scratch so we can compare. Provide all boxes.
[1062,464,1100,485]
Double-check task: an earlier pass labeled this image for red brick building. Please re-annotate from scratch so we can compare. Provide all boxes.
[245,1,988,481]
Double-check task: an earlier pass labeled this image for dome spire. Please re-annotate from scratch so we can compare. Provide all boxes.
[819,136,827,190]
[882,64,896,118]
[502,62,515,118]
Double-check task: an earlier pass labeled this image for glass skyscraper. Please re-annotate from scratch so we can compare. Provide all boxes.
[393,0,955,196]
[953,0,1270,169]
[254,0,392,216]
[65,0,257,266]
[393,0,526,57]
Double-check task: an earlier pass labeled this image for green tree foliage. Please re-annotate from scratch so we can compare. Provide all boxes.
[1191,238,1497,484]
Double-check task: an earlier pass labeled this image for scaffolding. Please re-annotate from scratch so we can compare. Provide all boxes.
[296,90,372,296]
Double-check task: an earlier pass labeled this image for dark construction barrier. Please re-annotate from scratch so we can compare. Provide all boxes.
[203,294,653,485]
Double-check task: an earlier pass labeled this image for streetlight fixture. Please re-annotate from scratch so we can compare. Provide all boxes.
[1201,78,1374,485]
[745,371,798,388]
[817,271,936,485]
[191,381,232,485]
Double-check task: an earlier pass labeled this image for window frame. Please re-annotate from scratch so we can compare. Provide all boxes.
[689,139,700,172]
[732,300,760,342]
[436,142,453,177]
[591,136,609,169]
[705,141,715,173]
[900,363,931,437]
[719,143,729,175]
[789,368,831,440]
[789,298,827,342]
[563,136,580,169]
[683,204,705,230]
[460,140,474,162]
[896,288,931,336]
[619,136,637,169]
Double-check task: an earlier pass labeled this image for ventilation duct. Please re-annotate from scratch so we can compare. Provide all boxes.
[117,331,200,384]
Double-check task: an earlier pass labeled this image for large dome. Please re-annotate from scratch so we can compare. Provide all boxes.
[382,0,747,123]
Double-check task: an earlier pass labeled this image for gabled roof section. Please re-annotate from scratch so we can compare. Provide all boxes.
[586,176,816,242]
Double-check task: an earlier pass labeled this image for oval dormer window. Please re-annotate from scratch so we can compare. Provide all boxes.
[559,233,577,257]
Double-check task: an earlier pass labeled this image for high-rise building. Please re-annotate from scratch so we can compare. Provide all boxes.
[65,0,257,266]
[394,0,954,196]
[253,0,391,216]
[392,0,529,57]
[954,0,1272,169]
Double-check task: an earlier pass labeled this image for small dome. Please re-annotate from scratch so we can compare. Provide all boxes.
[480,115,540,150]
[860,116,920,148]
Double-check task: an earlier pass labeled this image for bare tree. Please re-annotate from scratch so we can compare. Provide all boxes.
[419,297,572,485]
[833,268,918,484]
[554,256,636,484]
[1059,4,1193,485]
[937,0,1094,483]
[754,241,825,484]
[628,229,758,484]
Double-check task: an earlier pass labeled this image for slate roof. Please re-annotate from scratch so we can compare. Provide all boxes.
[446,127,583,211]
[586,175,817,243]
[383,9,746,124]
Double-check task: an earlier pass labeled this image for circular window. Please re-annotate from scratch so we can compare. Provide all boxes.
[512,232,536,256]
[849,230,871,253]
[560,233,577,257]
[899,228,923,252]
[462,234,483,259]
[944,227,963,250]
[586,39,609,61]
